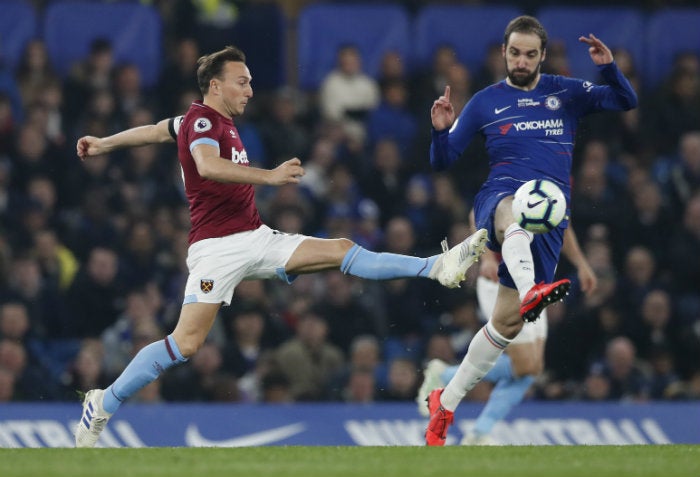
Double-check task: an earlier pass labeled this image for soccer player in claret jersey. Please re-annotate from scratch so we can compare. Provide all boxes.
[73,45,488,448]
[424,16,637,445]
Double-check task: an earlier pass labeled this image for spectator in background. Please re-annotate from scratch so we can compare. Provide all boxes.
[587,336,650,401]
[64,246,123,339]
[258,86,310,167]
[221,303,271,381]
[101,288,162,377]
[0,46,23,123]
[359,139,409,225]
[9,124,59,193]
[275,310,345,401]
[318,44,380,142]
[0,337,56,400]
[411,44,458,116]
[474,43,506,92]
[314,271,383,354]
[366,79,417,157]
[618,179,674,265]
[157,38,200,117]
[377,357,419,401]
[668,192,700,312]
[4,253,66,340]
[443,63,472,116]
[15,39,60,110]
[0,93,16,155]
[617,246,663,323]
[658,131,700,219]
[161,340,238,402]
[0,367,15,401]
[62,38,115,123]
[643,52,700,156]
[59,338,109,399]
[541,40,571,76]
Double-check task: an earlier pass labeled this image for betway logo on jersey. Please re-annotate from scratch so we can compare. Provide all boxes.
[500,118,564,136]
[231,147,249,164]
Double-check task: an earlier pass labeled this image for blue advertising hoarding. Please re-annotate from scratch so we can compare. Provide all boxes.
[0,402,697,447]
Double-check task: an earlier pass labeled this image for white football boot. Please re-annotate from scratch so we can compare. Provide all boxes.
[429,228,488,288]
[75,389,112,448]
[416,359,448,417]
[460,431,500,446]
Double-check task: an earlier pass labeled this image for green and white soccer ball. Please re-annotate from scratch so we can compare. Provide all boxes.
[512,179,567,234]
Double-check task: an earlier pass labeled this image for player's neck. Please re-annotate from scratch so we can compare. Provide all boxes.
[202,98,231,119]
[505,73,541,92]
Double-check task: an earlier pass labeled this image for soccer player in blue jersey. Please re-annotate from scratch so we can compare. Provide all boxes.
[424,15,637,445]
[417,222,597,444]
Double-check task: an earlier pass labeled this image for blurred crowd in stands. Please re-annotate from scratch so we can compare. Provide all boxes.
[0,0,699,405]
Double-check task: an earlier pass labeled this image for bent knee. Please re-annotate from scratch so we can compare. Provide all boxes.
[171,333,205,358]
[510,356,543,377]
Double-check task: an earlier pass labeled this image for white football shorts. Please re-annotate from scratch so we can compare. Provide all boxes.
[183,225,307,306]
[476,276,547,344]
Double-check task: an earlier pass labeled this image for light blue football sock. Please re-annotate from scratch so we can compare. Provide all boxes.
[341,244,438,280]
[440,354,512,385]
[441,365,459,384]
[482,353,513,383]
[472,374,535,437]
[102,334,187,413]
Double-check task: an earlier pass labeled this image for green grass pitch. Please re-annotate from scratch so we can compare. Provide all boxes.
[1,445,698,477]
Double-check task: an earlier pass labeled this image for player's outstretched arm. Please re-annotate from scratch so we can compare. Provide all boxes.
[192,143,305,185]
[76,118,175,160]
[561,224,597,294]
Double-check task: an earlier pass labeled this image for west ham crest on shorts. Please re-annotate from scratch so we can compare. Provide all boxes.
[200,279,214,293]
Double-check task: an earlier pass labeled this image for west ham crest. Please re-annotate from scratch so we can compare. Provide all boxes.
[200,279,214,293]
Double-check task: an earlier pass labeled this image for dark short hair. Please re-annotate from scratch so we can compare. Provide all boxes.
[196,45,247,95]
[503,15,548,52]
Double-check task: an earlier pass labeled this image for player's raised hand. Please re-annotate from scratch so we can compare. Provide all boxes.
[76,136,106,160]
[269,158,305,185]
[431,85,455,131]
[579,33,613,66]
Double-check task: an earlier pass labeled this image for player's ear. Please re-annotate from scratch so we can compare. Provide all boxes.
[540,48,547,64]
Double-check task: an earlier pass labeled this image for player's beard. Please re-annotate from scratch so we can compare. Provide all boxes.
[506,62,541,88]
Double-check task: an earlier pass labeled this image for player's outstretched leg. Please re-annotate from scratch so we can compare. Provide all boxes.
[429,228,488,288]
[75,389,112,448]
[425,388,454,446]
[461,374,535,445]
[416,359,449,417]
[520,279,570,322]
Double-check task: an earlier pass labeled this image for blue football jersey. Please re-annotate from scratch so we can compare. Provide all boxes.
[430,63,637,201]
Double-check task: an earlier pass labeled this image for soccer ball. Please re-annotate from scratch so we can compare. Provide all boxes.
[511,179,567,234]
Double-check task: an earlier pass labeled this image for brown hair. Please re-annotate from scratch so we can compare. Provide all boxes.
[503,16,548,52]
[196,45,247,95]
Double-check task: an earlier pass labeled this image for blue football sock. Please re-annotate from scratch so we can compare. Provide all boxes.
[102,335,187,413]
[472,374,535,437]
[341,244,437,280]
[441,365,458,384]
[482,353,513,383]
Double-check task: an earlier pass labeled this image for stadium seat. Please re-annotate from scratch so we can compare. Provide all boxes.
[0,1,38,71]
[296,3,411,90]
[229,3,287,91]
[646,8,700,89]
[537,7,644,83]
[43,2,162,87]
[413,5,523,75]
